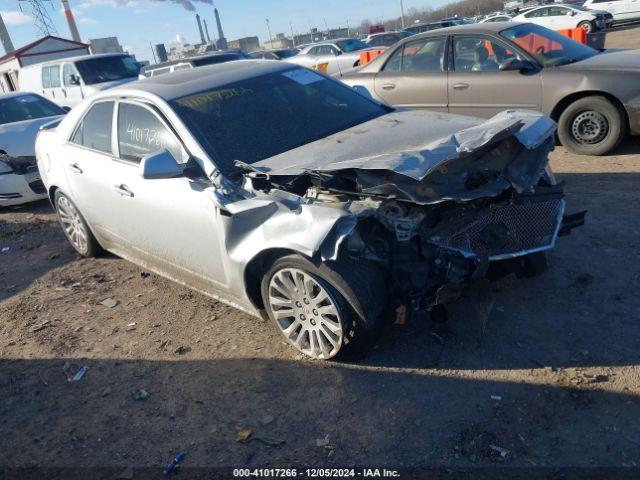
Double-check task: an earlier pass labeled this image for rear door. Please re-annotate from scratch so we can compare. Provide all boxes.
[62,100,121,243]
[447,35,542,118]
[372,35,448,111]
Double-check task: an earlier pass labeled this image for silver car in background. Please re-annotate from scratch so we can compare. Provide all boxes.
[287,38,375,76]
[1,92,65,206]
[36,62,583,360]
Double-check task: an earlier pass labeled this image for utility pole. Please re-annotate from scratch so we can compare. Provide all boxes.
[399,0,406,29]
[265,18,273,47]
[289,20,296,47]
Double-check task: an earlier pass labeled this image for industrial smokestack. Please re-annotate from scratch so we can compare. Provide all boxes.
[61,0,81,42]
[196,13,205,45]
[0,13,15,54]
[203,19,211,43]
[214,8,227,50]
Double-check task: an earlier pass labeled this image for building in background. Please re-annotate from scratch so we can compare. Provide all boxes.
[88,37,124,55]
[263,33,293,50]
[227,36,259,52]
[0,35,89,92]
[0,13,15,55]
[155,43,168,63]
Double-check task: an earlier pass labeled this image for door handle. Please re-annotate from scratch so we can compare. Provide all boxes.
[382,83,396,90]
[113,184,134,197]
[453,83,470,90]
[69,163,83,174]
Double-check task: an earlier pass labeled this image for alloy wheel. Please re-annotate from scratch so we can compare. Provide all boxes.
[571,110,609,145]
[57,196,89,254]
[268,268,343,359]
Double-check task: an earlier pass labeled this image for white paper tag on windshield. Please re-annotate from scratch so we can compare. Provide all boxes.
[282,69,323,85]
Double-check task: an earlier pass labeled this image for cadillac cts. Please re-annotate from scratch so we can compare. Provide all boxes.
[36,62,584,360]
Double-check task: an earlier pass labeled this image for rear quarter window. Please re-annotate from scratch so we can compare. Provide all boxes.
[71,101,114,154]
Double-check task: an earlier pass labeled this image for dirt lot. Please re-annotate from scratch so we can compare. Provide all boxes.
[1,26,640,478]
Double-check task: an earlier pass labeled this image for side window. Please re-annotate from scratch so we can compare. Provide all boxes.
[549,7,569,16]
[525,8,546,18]
[453,36,516,72]
[308,46,320,56]
[49,65,61,88]
[42,67,51,88]
[63,64,78,86]
[385,37,446,73]
[117,103,184,163]
[71,101,114,153]
[329,46,340,56]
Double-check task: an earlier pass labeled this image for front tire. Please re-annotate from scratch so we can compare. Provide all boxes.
[578,21,594,33]
[260,255,386,361]
[557,96,625,156]
[54,190,100,257]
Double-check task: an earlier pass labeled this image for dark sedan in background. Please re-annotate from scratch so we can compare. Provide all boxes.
[342,22,640,155]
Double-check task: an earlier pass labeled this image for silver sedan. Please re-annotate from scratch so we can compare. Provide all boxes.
[36,62,583,360]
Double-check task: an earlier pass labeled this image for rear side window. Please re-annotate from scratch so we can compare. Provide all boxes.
[117,103,183,162]
[71,101,114,153]
[42,67,51,88]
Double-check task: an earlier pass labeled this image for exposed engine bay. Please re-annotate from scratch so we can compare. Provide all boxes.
[238,110,586,317]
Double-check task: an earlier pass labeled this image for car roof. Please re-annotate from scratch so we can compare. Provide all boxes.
[28,52,129,67]
[141,51,246,73]
[408,21,518,37]
[113,60,294,101]
[0,91,32,100]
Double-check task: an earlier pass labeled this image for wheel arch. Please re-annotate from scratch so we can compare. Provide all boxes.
[243,247,311,313]
[550,90,629,133]
[47,185,59,207]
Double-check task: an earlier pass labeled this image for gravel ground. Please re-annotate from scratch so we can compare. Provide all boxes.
[1,26,640,478]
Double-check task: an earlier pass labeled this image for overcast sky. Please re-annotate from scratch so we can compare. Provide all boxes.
[0,0,451,62]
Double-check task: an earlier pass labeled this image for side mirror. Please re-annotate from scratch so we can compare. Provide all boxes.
[566,11,575,16]
[69,74,80,85]
[62,106,71,113]
[334,50,342,56]
[140,150,184,179]
[499,58,536,72]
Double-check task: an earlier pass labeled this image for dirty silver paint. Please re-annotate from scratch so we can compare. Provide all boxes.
[36,69,575,322]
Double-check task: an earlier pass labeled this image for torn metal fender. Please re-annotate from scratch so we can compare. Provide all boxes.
[215,191,356,311]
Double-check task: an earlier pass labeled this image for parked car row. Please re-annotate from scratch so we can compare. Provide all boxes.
[342,22,640,155]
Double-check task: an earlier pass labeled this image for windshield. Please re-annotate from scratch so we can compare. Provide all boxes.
[170,68,389,173]
[501,23,598,67]
[193,53,247,66]
[0,94,65,125]
[75,56,140,85]
[336,39,369,52]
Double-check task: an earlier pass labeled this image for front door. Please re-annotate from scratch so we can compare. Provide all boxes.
[107,100,230,293]
[447,35,543,118]
[373,35,448,111]
[61,63,84,108]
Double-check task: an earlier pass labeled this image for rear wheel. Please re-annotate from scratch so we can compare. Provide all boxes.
[261,255,386,361]
[557,96,625,155]
[54,190,100,257]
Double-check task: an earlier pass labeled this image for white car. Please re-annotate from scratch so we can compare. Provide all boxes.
[479,14,514,23]
[19,53,141,109]
[583,0,639,23]
[286,38,375,76]
[512,4,609,32]
[0,92,65,206]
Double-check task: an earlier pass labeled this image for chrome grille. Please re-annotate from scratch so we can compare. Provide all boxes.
[433,199,564,260]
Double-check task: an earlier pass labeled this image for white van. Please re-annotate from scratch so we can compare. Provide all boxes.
[583,0,640,23]
[19,53,141,109]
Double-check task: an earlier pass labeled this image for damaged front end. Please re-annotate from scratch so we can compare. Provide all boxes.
[243,110,585,317]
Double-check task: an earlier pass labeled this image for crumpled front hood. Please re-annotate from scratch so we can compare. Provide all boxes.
[253,108,555,177]
[0,115,63,157]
